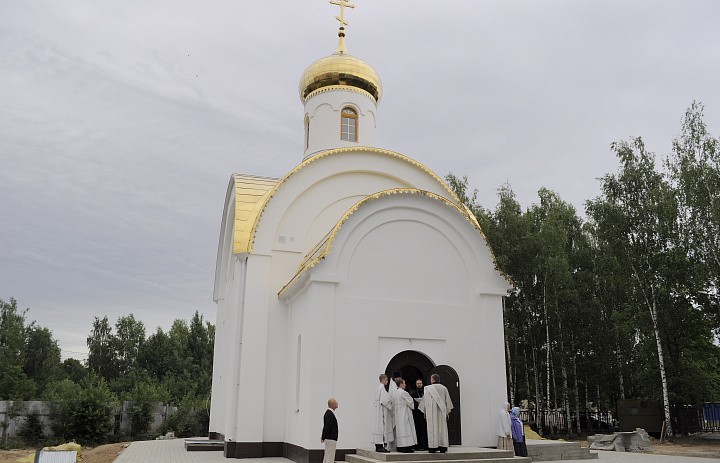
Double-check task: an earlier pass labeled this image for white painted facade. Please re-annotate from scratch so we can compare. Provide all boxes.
[303,88,377,160]
[209,38,511,460]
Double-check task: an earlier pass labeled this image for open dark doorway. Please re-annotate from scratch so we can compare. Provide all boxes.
[385,351,461,445]
[385,350,434,395]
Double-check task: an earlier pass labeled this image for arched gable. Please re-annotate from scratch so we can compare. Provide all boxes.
[246,147,476,255]
[279,189,511,298]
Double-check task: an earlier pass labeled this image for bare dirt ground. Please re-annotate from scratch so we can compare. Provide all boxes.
[0,442,130,463]
[572,434,720,459]
[648,435,720,459]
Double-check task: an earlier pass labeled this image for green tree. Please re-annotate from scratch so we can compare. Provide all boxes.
[70,375,117,444]
[0,365,36,400]
[138,327,172,380]
[87,316,117,380]
[43,379,82,441]
[24,326,62,394]
[18,408,45,445]
[114,314,145,376]
[126,380,161,439]
[0,298,28,374]
[587,137,680,434]
[62,358,87,384]
[667,101,720,330]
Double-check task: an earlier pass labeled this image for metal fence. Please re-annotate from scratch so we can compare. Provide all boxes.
[518,409,619,436]
[671,403,720,434]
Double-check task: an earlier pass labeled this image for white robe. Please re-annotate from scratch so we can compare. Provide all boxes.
[371,383,395,444]
[393,388,418,448]
[419,383,453,449]
[387,380,399,450]
[496,402,512,437]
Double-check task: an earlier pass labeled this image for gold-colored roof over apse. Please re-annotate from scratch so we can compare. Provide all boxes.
[299,0,382,104]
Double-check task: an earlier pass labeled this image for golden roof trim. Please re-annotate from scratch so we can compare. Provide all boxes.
[304,85,376,104]
[230,148,510,286]
[278,188,509,296]
[240,147,456,254]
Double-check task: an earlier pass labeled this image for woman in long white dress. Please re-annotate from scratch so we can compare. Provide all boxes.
[496,402,512,450]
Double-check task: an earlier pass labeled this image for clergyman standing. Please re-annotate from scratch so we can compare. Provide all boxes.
[321,398,339,463]
[371,374,394,452]
[393,378,417,453]
[411,379,428,450]
[419,373,453,453]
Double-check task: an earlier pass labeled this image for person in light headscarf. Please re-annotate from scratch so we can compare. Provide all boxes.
[510,407,528,457]
[496,402,512,450]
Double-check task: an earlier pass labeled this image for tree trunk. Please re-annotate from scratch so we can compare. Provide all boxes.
[572,336,581,434]
[506,335,515,405]
[523,324,532,411]
[503,298,515,405]
[615,327,625,399]
[531,327,543,436]
[650,293,673,436]
[629,261,674,436]
[544,286,552,412]
[596,381,602,433]
[558,318,571,436]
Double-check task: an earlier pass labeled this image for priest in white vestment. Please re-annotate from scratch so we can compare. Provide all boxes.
[387,370,402,451]
[371,374,394,452]
[393,379,417,453]
[418,373,453,453]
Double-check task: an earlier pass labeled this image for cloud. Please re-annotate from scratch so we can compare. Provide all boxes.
[1,0,719,359]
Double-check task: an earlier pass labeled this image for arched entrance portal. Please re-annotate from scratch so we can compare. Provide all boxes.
[385,351,461,445]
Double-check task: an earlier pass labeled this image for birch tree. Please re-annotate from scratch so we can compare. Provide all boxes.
[587,138,677,435]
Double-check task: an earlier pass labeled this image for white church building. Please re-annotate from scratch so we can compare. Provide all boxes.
[209,12,512,462]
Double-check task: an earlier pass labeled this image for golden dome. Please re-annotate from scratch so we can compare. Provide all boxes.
[299,33,382,104]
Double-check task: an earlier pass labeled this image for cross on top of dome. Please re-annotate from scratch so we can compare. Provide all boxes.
[329,0,355,29]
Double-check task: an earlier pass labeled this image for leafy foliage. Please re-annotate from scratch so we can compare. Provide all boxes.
[445,102,720,436]
[17,409,44,445]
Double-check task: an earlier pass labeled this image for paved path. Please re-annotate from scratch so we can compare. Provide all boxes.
[113,439,720,463]
[571,452,720,462]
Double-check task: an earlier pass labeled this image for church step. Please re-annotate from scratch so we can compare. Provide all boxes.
[525,441,598,460]
[346,456,529,463]
[352,448,525,462]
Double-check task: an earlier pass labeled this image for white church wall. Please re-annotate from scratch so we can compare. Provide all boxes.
[304,89,377,159]
[234,253,273,442]
[210,197,239,437]
[284,289,311,447]
[212,150,510,454]
[377,337,447,371]
[252,149,466,263]
[285,192,509,451]
[220,255,248,441]
[262,296,290,442]
[344,216,472,305]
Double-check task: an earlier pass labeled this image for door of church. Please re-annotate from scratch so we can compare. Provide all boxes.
[429,364,461,445]
[385,352,461,446]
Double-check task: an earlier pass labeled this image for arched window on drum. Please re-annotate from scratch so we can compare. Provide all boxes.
[341,107,358,142]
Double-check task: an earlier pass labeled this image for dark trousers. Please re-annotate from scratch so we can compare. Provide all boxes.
[412,410,428,450]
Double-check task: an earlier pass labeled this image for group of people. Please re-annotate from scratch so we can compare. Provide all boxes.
[320,373,527,463]
[496,402,528,457]
[372,371,453,454]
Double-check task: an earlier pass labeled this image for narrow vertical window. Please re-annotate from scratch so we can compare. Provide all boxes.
[304,115,310,150]
[295,335,302,411]
[341,107,358,142]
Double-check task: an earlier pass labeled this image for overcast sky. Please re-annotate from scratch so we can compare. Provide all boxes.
[1,1,719,361]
